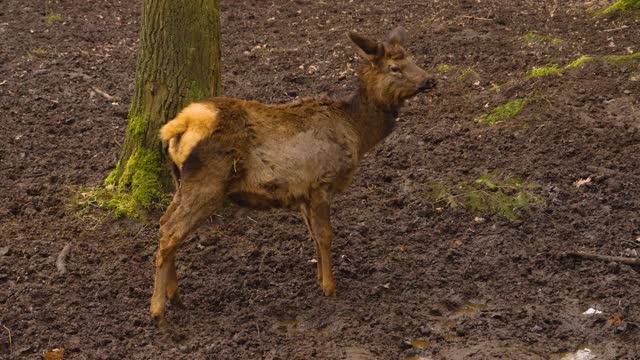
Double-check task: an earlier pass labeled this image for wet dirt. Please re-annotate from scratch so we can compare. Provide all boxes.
[1,0,640,359]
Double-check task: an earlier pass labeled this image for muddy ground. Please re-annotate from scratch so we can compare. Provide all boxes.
[1,0,640,359]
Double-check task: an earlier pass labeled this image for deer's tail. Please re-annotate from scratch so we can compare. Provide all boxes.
[160,103,219,171]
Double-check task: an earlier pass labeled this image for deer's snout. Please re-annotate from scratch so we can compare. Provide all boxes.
[417,77,437,91]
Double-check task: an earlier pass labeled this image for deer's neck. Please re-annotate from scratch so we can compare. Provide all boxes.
[340,86,401,157]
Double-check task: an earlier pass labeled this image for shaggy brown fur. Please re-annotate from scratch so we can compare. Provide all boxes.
[150,27,436,326]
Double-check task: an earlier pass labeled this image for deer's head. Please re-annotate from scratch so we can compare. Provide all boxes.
[348,27,436,109]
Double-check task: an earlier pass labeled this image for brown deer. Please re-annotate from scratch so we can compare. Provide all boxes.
[150,26,436,326]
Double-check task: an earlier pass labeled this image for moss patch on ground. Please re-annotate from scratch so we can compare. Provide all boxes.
[566,55,596,69]
[75,146,167,219]
[596,0,640,16]
[529,64,562,77]
[428,170,541,221]
[436,64,453,72]
[44,13,62,24]
[73,186,142,219]
[478,98,528,125]
[603,52,640,64]
[527,52,639,78]
[521,32,562,45]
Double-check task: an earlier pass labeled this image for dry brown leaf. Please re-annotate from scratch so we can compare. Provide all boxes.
[43,348,64,360]
[574,177,592,188]
[607,316,623,328]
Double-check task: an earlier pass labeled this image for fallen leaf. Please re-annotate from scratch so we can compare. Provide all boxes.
[574,177,592,188]
[607,316,623,328]
[43,348,64,360]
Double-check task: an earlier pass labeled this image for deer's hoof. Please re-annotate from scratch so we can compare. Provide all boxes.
[169,293,185,309]
[322,283,336,297]
[151,313,168,328]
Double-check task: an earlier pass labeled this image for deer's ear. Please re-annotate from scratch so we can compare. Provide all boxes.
[348,31,384,62]
[387,26,407,47]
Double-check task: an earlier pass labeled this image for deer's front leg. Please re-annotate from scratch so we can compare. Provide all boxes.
[308,188,335,297]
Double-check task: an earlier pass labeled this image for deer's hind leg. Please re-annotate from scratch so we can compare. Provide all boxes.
[159,192,183,306]
[150,162,229,326]
[160,191,181,226]
[303,186,335,297]
[301,204,323,284]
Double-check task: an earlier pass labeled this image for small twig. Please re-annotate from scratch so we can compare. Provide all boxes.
[91,86,116,101]
[604,25,629,32]
[56,243,72,274]
[247,216,258,224]
[566,251,640,266]
[259,249,273,273]
[2,324,12,354]
[33,69,92,81]
[255,324,264,354]
[400,2,430,6]
[461,15,494,21]
[133,224,149,240]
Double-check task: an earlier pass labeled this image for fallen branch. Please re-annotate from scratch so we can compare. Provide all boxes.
[91,86,116,101]
[604,25,629,32]
[2,324,12,354]
[32,69,92,81]
[566,251,640,266]
[399,2,430,7]
[259,249,273,273]
[461,15,494,21]
[56,243,72,274]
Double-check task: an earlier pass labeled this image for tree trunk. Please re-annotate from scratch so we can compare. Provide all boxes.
[106,0,221,215]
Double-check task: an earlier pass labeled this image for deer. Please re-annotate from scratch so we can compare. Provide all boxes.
[150,26,437,326]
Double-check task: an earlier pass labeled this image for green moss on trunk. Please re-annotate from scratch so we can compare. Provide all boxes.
[98,0,221,219]
[122,147,163,208]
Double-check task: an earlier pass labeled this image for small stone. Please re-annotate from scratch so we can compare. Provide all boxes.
[0,247,9,256]
[531,325,543,332]
[582,307,603,315]
[232,332,247,345]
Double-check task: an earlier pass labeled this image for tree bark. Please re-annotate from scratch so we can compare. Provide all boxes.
[107,0,221,213]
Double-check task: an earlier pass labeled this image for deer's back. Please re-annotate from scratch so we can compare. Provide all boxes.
[191,97,361,209]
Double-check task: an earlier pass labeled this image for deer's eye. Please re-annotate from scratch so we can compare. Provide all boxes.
[390,65,401,73]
